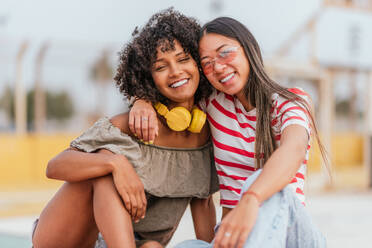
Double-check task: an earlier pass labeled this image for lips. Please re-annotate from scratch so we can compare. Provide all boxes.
[170,78,189,88]
[219,73,235,83]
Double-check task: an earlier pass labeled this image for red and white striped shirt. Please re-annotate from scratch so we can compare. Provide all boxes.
[199,88,311,208]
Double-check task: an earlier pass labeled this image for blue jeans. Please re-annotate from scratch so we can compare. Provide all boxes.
[175,170,326,248]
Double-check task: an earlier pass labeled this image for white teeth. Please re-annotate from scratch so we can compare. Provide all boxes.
[170,79,188,88]
[220,73,235,83]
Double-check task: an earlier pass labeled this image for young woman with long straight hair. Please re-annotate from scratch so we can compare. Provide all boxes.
[131,16,329,248]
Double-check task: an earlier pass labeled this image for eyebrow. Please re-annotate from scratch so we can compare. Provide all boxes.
[154,51,186,63]
[200,44,228,61]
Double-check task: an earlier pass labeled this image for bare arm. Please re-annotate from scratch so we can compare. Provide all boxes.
[46,147,118,182]
[247,125,308,202]
[46,114,147,222]
[214,125,308,248]
[190,196,216,242]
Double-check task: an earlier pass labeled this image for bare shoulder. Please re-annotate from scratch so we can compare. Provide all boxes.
[109,113,132,135]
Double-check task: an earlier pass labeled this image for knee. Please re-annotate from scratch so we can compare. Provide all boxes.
[32,233,56,248]
[92,175,114,188]
[140,241,163,248]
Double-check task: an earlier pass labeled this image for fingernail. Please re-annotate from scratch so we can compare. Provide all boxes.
[149,140,154,144]
[143,141,149,145]
[142,215,145,219]
[134,133,137,137]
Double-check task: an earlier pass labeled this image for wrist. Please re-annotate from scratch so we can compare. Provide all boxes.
[109,154,125,173]
[128,96,139,106]
[241,190,261,206]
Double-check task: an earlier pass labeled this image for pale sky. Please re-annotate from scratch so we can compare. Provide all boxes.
[1,0,323,52]
[1,0,371,122]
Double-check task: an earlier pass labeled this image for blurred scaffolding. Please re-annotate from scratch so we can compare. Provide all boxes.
[1,0,372,190]
[263,0,372,189]
[0,35,125,188]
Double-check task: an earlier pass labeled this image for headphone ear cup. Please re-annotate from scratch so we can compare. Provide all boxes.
[166,107,192,131]
[188,107,206,133]
[155,102,206,133]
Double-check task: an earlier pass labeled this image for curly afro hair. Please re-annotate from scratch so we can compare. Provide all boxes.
[114,7,212,105]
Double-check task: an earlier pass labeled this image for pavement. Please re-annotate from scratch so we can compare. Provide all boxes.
[169,190,372,247]
[0,167,371,247]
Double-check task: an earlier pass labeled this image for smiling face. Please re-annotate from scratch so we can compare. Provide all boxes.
[199,33,250,98]
[151,40,200,108]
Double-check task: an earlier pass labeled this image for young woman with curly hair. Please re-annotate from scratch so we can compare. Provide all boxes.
[32,8,218,248]
[131,17,329,248]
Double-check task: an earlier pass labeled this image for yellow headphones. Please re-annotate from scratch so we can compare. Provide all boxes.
[154,102,206,133]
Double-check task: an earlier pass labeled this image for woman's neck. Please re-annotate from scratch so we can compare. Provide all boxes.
[235,91,254,112]
[167,99,195,111]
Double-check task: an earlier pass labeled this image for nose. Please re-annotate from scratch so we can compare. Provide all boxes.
[213,60,226,73]
[169,63,182,77]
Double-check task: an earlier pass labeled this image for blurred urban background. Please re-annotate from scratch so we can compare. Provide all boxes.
[1,0,372,247]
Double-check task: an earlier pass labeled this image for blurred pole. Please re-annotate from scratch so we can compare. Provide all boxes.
[319,69,334,186]
[34,42,49,133]
[310,16,318,66]
[15,41,28,135]
[366,71,372,188]
[349,70,357,130]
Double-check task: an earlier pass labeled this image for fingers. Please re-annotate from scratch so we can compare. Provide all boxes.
[140,190,147,219]
[148,112,158,142]
[225,230,239,248]
[128,110,135,135]
[213,224,242,248]
[213,224,226,248]
[214,227,250,248]
[129,99,157,142]
[118,186,147,223]
[237,229,250,248]
[134,188,145,222]
[141,116,149,142]
[134,196,142,222]
[134,184,147,222]
[129,194,138,222]
[134,113,143,140]
[120,190,132,215]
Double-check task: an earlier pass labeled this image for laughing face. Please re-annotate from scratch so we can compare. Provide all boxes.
[151,40,200,107]
[199,33,250,99]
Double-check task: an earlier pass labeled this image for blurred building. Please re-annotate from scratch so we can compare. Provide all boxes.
[1,0,372,188]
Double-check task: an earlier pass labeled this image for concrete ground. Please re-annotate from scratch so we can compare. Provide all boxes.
[0,167,371,247]
[168,190,372,247]
[1,190,371,247]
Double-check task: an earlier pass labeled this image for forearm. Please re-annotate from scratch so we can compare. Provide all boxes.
[190,196,216,242]
[46,148,120,182]
[246,143,306,203]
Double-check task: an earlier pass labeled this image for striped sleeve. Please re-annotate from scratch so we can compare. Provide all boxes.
[274,88,312,137]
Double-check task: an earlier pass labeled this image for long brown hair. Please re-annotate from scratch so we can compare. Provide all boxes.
[200,17,329,171]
